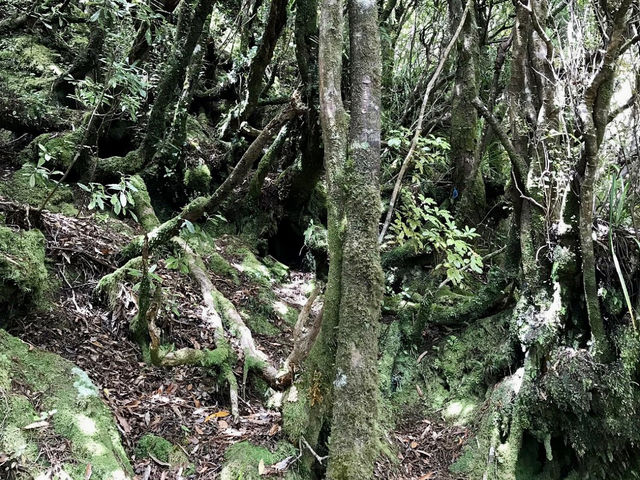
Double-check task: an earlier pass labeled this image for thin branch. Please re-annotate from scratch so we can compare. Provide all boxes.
[378,0,472,244]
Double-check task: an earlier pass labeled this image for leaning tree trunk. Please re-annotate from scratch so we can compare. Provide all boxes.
[242,0,288,119]
[325,0,384,478]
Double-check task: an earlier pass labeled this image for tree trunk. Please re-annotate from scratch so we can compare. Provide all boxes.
[325,0,384,477]
[449,0,484,221]
[243,0,288,119]
[139,0,215,166]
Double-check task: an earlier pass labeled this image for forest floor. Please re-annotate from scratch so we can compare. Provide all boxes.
[2,175,468,479]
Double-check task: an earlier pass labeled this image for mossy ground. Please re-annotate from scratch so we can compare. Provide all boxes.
[0,166,77,214]
[221,440,302,480]
[0,329,133,479]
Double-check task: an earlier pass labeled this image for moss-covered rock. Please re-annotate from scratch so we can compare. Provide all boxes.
[135,434,189,467]
[0,226,49,308]
[220,441,299,480]
[0,166,76,214]
[184,164,212,194]
[0,329,133,479]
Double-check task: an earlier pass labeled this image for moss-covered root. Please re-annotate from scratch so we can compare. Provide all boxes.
[0,329,133,479]
[174,238,240,416]
[129,174,160,231]
[421,270,512,326]
[95,257,143,308]
[211,287,280,387]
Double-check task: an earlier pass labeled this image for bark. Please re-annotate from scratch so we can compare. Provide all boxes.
[139,0,215,166]
[243,0,288,118]
[292,0,350,464]
[283,0,325,211]
[449,0,484,218]
[578,0,632,361]
[325,0,384,477]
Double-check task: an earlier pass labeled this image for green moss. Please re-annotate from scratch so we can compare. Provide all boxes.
[207,252,239,283]
[0,329,133,479]
[184,164,212,194]
[0,166,75,213]
[239,247,274,284]
[221,441,298,480]
[135,434,189,466]
[0,226,49,308]
[32,131,82,169]
[263,255,289,282]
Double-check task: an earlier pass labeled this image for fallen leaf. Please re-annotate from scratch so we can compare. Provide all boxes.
[23,420,49,430]
[84,463,92,480]
[258,459,266,475]
[218,420,229,430]
[410,441,418,449]
[205,411,230,422]
[418,473,435,479]
[268,424,280,436]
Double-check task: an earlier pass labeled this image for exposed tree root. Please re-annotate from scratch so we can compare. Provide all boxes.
[277,284,324,386]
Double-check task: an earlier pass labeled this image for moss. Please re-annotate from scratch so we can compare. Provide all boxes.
[0,166,75,213]
[221,441,298,480]
[129,174,160,231]
[238,247,274,284]
[96,150,145,178]
[31,131,82,169]
[207,252,239,283]
[0,329,133,479]
[184,164,212,194]
[135,434,189,466]
[262,255,289,282]
[0,226,49,309]
[96,257,143,308]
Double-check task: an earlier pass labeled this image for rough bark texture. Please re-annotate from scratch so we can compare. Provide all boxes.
[325,0,384,478]
[577,0,631,362]
[139,0,214,166]
[449,0,484,219]
[243,0,288,118]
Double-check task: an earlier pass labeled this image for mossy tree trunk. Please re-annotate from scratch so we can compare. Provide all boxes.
[243,0,288,119]
[282,0,325,212]
[325,0,384,477]
[577,0,631,362]
[449,0,485,222]
[139,0,215,166]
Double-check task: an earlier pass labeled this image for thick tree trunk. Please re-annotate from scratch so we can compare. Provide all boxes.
[325,0,384,478]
